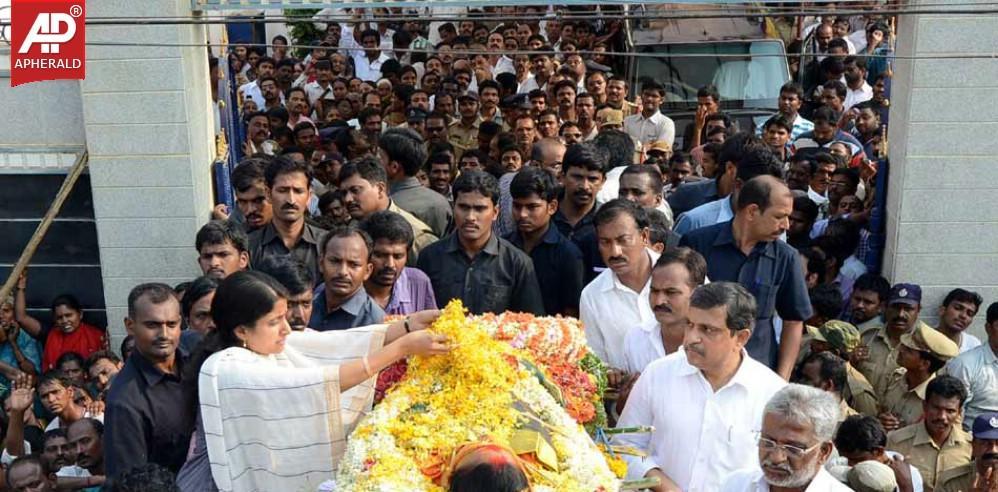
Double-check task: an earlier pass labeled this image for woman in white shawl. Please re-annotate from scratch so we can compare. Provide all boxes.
[178,270,450,492]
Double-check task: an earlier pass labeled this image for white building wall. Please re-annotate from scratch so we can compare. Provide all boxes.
[884,3,998,338]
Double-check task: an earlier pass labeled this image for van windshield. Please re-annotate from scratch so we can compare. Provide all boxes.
[632,40,789,110]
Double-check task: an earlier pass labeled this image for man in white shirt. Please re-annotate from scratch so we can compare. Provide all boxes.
[622,247,707,374]
[353,28,392,82]
[942,301,998,430]
[580,200,660,377]
[614,281,786,491]
[720,384,852,492]
[238,56,275,108]
[623,81,675,148]
[843,56,873,112]
[934,288,984,354]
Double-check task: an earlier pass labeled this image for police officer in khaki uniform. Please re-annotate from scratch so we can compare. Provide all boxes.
[854,283,931,399]
[887,375,973,491]
[808,320,881,417]
[936,412,998,492]
[880,323,960,430]
[448,92,481,161]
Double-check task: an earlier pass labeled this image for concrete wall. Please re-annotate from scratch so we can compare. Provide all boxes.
[81,0,216,347]
[883,2,998,338]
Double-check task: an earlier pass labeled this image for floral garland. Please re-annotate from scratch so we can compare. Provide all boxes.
[337,301,619,491]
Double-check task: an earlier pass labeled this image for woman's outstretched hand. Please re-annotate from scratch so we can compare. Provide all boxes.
[401,331,452,357]
[403,310,442,332]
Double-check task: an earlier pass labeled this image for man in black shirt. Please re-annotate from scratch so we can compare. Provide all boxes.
[417,171,545,315]
[505,168,584,317]
[104,283,194,478]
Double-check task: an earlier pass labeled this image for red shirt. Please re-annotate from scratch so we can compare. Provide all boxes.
[42,322,107,372]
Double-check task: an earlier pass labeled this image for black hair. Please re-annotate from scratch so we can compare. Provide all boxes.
[358,107,382,126]
[640,81,666,97]
[110,463,182,492]
[232,158,270,193]
[823,80,848,101]
[647,209,672,246]
[553,79,578,96]
[697,84,720,102]
[718,132,763,168]
[195,220,249,253]
[800,247,827,285]
[38,370,72,391]
[793,195,820,224]
[735,146,784,183]
[84,350,121,372]
[800,351,848,393]
[55,351,85,371]
[818,220,862,266]
[925,375,968,406]
[834,415,887,454]
[320,225,374,260]
[448,460,529,492]
[827,38,850,53]
[763,114,793,133]
[594,198,650,231]
[292,121,317,139]
[50,294,83,314]
[852,274,890,303]
[779,82,805,99]
[654,247,707,288]
[941,288,983,310]
[562,142,608,175]
[359,210,416,250]
[252,256,315,297]
[831,168,860,194]
[689,282,758,334]
[819,56,846,77]
[812,106,838,125]
[810,283,844,321]
[360,28,381,43]
[621,164,664,193]
[987,302,998,324]
[180,276,219,319]
[339,155,388,186]
[510,167,558,202]
[736,175,787,212]
[264,155,313,188]
[126,283,177,319]
[379,127,428,176]
[592,130,635,170]
[452,170,500,205]
[42,428,67,447]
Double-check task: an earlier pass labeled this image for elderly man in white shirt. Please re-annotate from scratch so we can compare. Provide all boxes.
[614,281,787,492]
[720,384,852,492]
[580,200,660,376]
[622,247,707,374]
[623,81,676,147]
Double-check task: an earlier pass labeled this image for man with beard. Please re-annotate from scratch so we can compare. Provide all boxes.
[249,157,328,280]
[786,154,817,194]
[417,171,544,315]
[720,384,850,492]
[576,93,598,142]
[505,168,583,317]
[243,111,273,157]
[580,199,659,378]
[258,76,283,111]
[848,273,891,332]
[105,283,194,478]
[934,289,984,353]
[843,56,873,111]
[789,195,819,250]
[194,220,249,280]
[622,247,707,374]
[230,158,273,231]
[357,211,437,316]
[67,419,104,480]
[887,375,972,490]
[309,226,384,331]
[853,283,934,398]
[339,157,437,263]
[935,412,998,492]
[239,56,275,108]
[680,176,812,380]
[615,282,787,491]
[554,143,606,241]
[41,428,97,484]
[253,256,315,331]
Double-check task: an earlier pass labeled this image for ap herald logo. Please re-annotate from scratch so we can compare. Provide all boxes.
[10,0,85,87]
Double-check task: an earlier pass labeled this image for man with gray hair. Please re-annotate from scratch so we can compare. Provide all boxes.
[720,384,851,491]
[614,281,786,491]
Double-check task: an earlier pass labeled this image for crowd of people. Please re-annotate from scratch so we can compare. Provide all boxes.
[2,3,997,492]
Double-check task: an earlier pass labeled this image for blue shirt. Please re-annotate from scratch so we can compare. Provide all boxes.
[505,224,584,316]
[673,195,734,236]
[667,178,720,217]
[679,220,813,369]
[309,287,385,331]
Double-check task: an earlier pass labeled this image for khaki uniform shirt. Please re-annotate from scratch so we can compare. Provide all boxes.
[935,463,976,492]
[840,399,860,421]
[887,423,973,491]
[448,118,480,159]
[845,363,880,416]
[882,370,935,428]
[857,321,932,398]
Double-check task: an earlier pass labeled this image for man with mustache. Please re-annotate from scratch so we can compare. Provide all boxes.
[309,226,385,331]
[848,273,890,333]
[105,283,194,479]
[248,157,328,281]
[943,302,998,432]
[935,412,998,492]
[887,375,973,491]
[338,157,437,264]
[243,111,274,157]
[194,220,249,280]
[720,384,851,492]
[67,419,104,479]
[358,211,438,316]
[680,176,813,380]
[229,158,273,232]
[254,256,316,331]
[621,247,707,374]
[614,282,787,491]
[554,143,605,242]
[505,168,583,317]
[417,170,545,315]
[934,289,984,354]
[879,323,959,431]
[854,283,934,399]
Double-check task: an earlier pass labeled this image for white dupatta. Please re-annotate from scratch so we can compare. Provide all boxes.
[199,325,387,492]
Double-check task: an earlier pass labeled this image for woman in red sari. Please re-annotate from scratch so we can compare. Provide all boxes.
[14,273,107,372]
